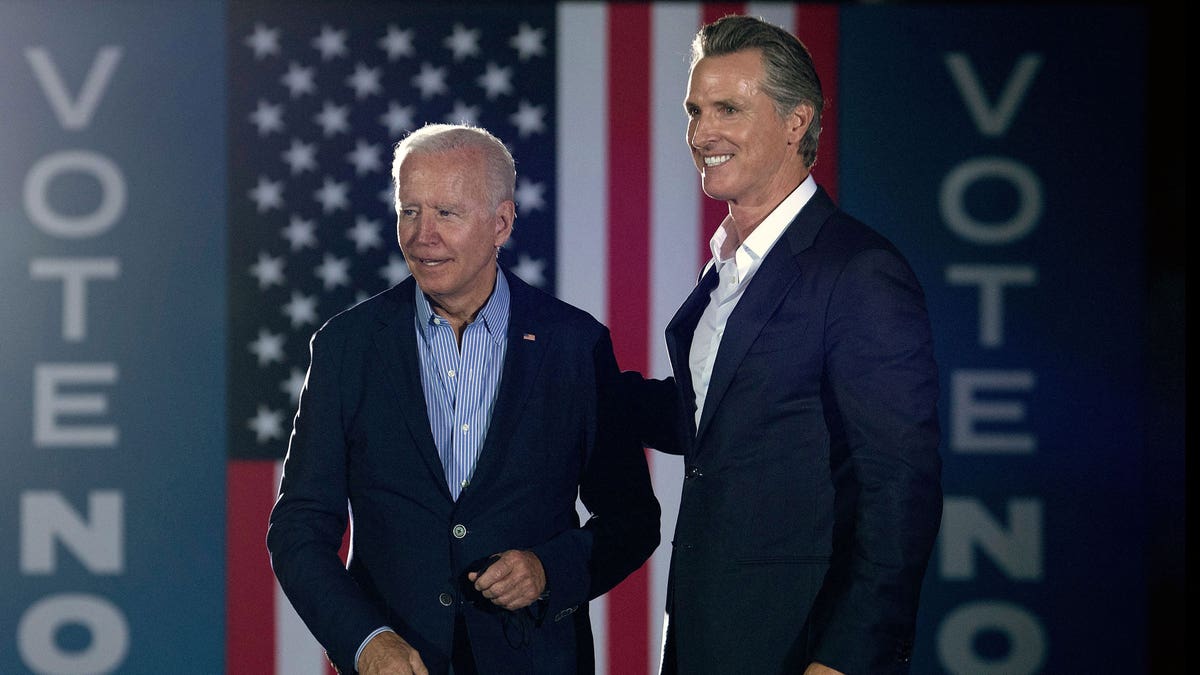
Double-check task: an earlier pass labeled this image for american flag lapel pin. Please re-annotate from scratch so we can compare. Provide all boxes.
[523,333,536,341]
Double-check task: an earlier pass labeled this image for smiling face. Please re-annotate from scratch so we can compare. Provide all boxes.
[395,147,514,320]
[685,49,810,216]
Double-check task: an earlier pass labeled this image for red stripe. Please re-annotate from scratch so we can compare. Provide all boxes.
[698,3,746,264]
[227,460,278,674]
[703,2,744,22]
[607,6,652,367]
[606,4,652,673]
[796,4,840,200]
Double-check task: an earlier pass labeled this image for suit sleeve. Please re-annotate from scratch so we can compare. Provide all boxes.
[618,369,686,455]
[266,326,389,674]
[527,329,660,619]
[581,331,662,598]
[810,247,943,674]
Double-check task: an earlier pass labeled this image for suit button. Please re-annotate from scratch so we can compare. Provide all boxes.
[685,465,702,479]
[452,524,467,539]
[438,593,453,607]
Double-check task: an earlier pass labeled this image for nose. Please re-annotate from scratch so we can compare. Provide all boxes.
[689,113,714,150]
[416,213,437,240]
[399,211,441,246]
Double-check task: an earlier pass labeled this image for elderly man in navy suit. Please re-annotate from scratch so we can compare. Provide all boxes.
[623,15,942,675]
[268,123,659,675]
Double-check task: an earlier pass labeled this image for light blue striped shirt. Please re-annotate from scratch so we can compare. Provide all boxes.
[355,273,510,668]
[414,269,509,501]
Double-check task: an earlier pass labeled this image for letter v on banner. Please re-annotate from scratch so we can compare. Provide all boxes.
[944,53,1042,137]
[25,46,123,131]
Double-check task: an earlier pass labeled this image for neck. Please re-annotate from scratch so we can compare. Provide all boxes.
[725,170,807,245]
[428,269,498,344]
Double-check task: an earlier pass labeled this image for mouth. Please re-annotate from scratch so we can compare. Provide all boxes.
[702,154,732,168]
[415,257,449,267]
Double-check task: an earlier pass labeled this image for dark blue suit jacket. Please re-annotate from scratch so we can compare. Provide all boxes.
[629,187,942,675]
[268,269,659,674]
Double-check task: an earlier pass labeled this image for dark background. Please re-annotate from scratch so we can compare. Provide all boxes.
[1143,0,1186,672]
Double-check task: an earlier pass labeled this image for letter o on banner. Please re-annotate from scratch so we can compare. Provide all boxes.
[936,600,1047,675]
[17,594,129,675]
[23,150,127,239]
[940,156,1042,245]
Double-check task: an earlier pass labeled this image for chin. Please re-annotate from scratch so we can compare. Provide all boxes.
[701,183,732,202]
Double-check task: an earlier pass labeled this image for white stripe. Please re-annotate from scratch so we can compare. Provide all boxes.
[556,2,609,322]
[560,8,611,673]
[274,461,328,675]
[557,4,739,673]
[650,1,703,376]
[648,3,702,673]
[590,591,610,675]
[746,1,796,31]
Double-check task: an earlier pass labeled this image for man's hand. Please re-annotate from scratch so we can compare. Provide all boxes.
[468,549,546,610]
[803,663,845,675]
[357,630,428,675]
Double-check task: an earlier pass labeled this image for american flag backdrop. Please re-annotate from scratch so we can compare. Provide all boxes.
[225,3,840,674]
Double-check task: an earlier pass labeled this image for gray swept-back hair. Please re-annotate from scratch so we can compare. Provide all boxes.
[691,14,824,168]
[391,123,516,207]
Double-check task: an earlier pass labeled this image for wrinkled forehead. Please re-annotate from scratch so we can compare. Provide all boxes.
[686,52,765,102]
[397,145,483,176]
[396,148,487,196]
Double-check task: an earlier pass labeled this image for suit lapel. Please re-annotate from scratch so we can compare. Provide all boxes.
[372,279,452,499]
[693,248,800,442]
[665,267,718,435]
[468,271,548,491]
[692,186,837,443]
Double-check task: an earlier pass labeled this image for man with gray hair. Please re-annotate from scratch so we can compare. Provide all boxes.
[268,123,659,675]
[623,15,942,675]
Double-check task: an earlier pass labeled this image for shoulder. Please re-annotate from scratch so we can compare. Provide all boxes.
[312,278,413,345]
[782,186,905,265]
[796,206,920,297]
[505,269,606,338]
[783,192,926,299]
[816,207,904,261]
[812,211,931,313]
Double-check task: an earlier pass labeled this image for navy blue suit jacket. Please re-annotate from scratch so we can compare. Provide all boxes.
[628,187,942,675]
[268,269,659,674]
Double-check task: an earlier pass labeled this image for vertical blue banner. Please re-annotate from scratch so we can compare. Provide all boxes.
[839,6,1146,673]
[0,2,226,673]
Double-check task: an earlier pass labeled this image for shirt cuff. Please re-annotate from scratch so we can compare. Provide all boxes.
[355,626,395,671]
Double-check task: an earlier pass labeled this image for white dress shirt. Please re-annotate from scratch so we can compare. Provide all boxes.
[689,176,817,429]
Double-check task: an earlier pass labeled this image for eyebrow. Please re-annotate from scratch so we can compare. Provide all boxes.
[684,96,743,110]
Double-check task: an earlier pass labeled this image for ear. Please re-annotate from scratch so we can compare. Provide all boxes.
[493,200,516,248]
[786,101,814,146]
